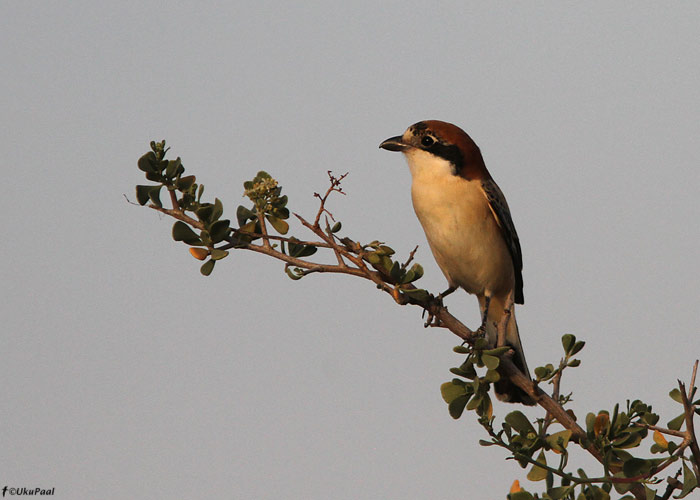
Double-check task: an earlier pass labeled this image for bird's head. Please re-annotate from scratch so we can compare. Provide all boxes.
[379,120,488,180]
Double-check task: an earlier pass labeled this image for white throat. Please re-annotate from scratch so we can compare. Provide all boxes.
[403,149,456,181]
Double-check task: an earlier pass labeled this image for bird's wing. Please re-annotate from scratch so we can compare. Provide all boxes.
[480,179,524,304]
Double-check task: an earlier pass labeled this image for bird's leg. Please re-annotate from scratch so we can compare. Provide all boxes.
[476,294,491,337]
[496,292,514,348]
[437,285,457,304]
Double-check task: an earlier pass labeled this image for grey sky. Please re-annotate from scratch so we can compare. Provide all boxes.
[2,2,699,499]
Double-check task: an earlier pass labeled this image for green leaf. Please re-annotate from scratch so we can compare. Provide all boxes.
[172,221,202,245]
[667,412,685,431]
[459,359,477,379]
[440,381,467,404]
[567,359,581,367]
[379,255,393,272]
[209,219,231,243]
[147,185,163,208]
[483,346,511,356]
[473,338,490,350]
[377,245,395,256]
[165,158,181,178]
[509,492,534,500]
[196,204,214,223]
[571,340,585,355]
[667,441,679,454]
[199,230,212,247]
[505,411,535,434]
[401,288,430,301]
[273,194,288,208]
[212,198,224,221]
[200,259,215,276]
[482,354,500,370]
[453,345,470,354]
[534,365,552,380]
[266,215,289,235]
[546,430,572,452]
[466,394,482,411]
[561,334,575,353]
[669,388,683,404]
[611,448,634,463]
[402,269,416,283]
[448,395,468,419]
[587,486,610,500]
[409,263,424,281]
[676,462,698,498]
[236,205,256,226]
[643,485,655,500]
[611,473,633,494]
[210,249,229,261]
[365,252,380,265]
[622,457,651,477]
[547,486,573,499]
[135,185,152,205]
[285,266,303,280]
[641,411,659,425]
[137,151,158,173]
[297,245,318,257]
[389,261,403,282]
[287,238,317,258]
[612,432,643,449]
[585,412,597,435]
[272,206,289,219]
[526,450,548,481]
[331,221,342,233]
[483,369,500,383]
[175,175,196,191]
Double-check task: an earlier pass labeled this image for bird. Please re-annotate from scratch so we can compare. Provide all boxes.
[379,120,534,405]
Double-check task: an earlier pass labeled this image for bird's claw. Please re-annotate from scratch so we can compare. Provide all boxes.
[422,292,449,328]
[423,309,442,328]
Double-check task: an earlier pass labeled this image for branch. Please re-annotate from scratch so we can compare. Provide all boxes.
[136,163,694,500]
[679,360,700,478]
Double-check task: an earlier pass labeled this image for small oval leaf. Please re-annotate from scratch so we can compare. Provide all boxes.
[200,259,215,276]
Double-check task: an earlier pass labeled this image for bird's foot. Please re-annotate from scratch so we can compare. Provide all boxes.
[422,307,443,328]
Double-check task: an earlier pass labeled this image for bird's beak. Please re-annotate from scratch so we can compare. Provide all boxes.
[379,135,410,152]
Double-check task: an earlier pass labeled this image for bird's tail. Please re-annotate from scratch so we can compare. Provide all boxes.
[480,296,535,405]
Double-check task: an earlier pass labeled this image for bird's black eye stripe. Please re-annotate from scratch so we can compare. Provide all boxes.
[421,135,435,147]
[430,143,464,171]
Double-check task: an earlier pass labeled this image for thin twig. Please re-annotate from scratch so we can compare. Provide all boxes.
[660,468,683,500]
[632,422,688,439]
[150,205,204,229]
[325,216,346,267]
[169,189,179,210]
[256,204,271,249]
[313,171,348,227]
[221,232,333,250]
[690,359,698,401]
[401,245,419,270]
[544,358,567,433]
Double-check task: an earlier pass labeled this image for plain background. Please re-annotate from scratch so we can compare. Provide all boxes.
[2,2,699,499]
